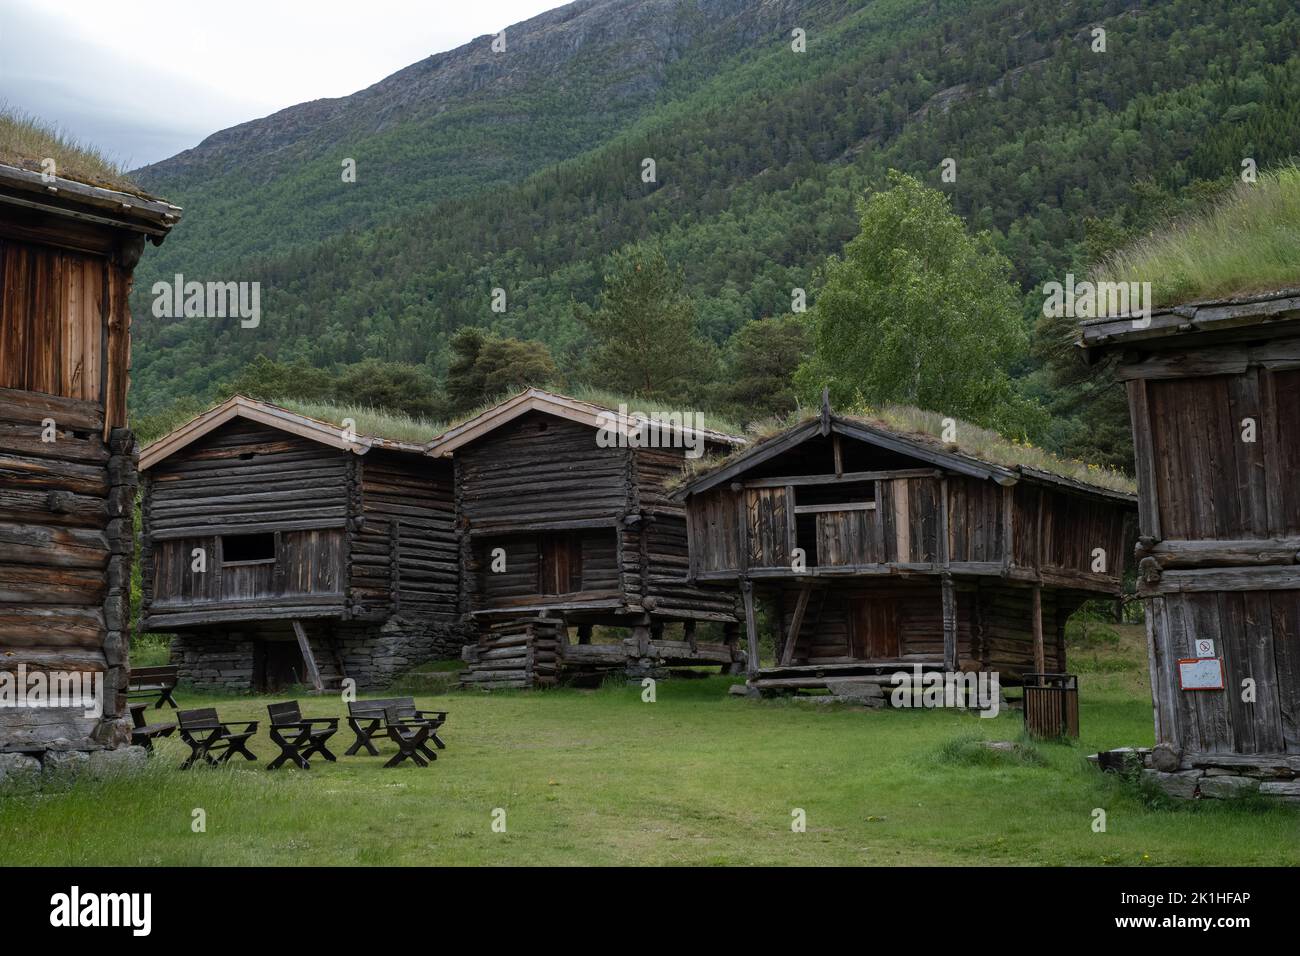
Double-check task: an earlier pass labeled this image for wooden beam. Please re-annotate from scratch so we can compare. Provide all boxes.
[781,585,812,666]
[741,468,938,489]
[292,619,324,693]
[832,434,843,476]
[792,501,876,515]
[1126,378,1161,540]
[941,573,958,671]
[741,579,760,679]
[893,479,910,561]
[1031,584,1044,675]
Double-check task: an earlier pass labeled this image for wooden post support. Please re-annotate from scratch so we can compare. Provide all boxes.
[941,573,957,671]
[1031,584,1045,675]
[633,624,652,658]
[741,579,760,679]
[577,624,593,645]
[292,620,324,693]
[781,584,811,667]
[684,619,697,654]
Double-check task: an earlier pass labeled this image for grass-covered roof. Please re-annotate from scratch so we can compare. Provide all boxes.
[678,401,1136,496]
[0,108,147,195]
[1093,162,1300,308]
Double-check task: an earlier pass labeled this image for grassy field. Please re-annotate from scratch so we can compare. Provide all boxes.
[3,626,1298,866]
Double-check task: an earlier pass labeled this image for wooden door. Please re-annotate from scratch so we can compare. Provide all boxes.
[849,597,900,659]
[538,532,583,595]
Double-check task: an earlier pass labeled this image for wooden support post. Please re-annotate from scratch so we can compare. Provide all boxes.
[781,585,811,667]
[684,619,697,654]
[292,620,324,693]
[1031,584,1045,675]
[577,624,593,645]
[741,579,760,679]
[633,624,651,658]
[941,573,957,671]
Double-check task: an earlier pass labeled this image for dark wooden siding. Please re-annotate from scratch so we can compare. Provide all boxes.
[1145,370,1300,539]
[142,420,350,623]
[457,412,737,624]
[1149,590,1300,756]
[456,413,628,528]
[357,452,458,620]
[776,580,1069,679]
[0,390,109,669]
[0,214,141,751]
[472,529,620,610]
[632,447,738,619]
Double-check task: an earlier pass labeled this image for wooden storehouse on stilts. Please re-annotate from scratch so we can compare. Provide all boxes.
[0,161,179,757]
[426,388,747,687]
[1081,291,1300,795]
[674,400,1137,697]
[138,396,464,691]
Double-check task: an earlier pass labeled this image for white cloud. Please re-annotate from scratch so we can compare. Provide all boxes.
[0,0,563,166]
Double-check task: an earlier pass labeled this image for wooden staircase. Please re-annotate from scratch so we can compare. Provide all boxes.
[292,620,348,693]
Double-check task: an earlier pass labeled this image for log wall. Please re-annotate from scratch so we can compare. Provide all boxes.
[141,420,350,628]
[356,451,458,622]
[0,217,142,753]
[456,411,738,626]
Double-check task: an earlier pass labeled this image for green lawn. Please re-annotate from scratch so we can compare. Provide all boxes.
[3,629,1298,866]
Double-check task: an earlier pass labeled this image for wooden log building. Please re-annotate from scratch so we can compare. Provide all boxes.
[0,161,180,754]
[138,396,464,691]
[1081,290,1300,783]
[674,401,1137,694]
[426,388,747,687]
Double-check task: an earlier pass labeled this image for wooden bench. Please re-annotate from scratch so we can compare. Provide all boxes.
[127,665,179,709]
[266,701,339,770]
[176,708,258,769]
[345,697,447,758]
[381,706,434,768]
[129,702,175,753]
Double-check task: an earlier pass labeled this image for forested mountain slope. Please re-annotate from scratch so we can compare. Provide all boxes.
[132,0,1300,466]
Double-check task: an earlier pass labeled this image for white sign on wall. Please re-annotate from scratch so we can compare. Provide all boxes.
[1178,658,1224,691]
[1194,638,1216,657]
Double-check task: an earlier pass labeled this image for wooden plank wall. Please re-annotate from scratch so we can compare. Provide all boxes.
[0,240,105,403]
[471,529,619,609]
[1149,590,1300,756]
[775,580,1070,679]
[1125,352,1300,761]
[1146,370,1300,539]
[142,420,350,618]
[0,228,136,750]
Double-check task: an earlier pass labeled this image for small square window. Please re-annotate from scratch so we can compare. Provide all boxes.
[222,532,275,564]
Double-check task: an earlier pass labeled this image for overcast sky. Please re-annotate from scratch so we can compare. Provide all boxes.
[0,0,564,169]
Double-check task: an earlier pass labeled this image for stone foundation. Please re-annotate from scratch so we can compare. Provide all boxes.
[1090,746,1300,803]
[337,617,473,689]
[0,745,150,792]
[170,633,256,692]
[171,617,473,692]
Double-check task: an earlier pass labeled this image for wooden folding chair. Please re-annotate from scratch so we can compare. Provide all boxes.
[383,707,434,768]
[176,708,258,769]
[266,701,339,770]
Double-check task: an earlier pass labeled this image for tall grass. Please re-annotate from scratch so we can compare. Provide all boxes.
[0,106,136,191]
[1095,162,1300,306]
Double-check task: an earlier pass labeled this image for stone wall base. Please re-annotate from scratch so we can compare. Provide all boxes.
[0,745,149,792]
[171,617,473,692]
[1091,746,1300,803]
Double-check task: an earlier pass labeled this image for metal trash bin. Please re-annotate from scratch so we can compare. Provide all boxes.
[1023,673,1079,738]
